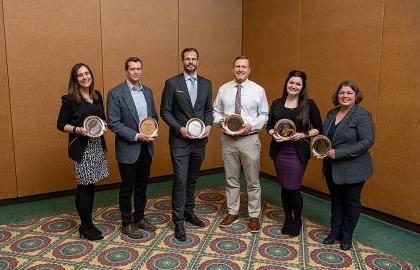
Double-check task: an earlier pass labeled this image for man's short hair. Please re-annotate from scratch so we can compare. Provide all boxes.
[125,56,143,70]
[181,48,199,60]
[233,56,250,67]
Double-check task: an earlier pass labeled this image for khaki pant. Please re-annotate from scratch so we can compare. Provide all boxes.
[221,133,261,218]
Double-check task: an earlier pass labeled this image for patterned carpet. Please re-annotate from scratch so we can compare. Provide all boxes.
[0,188,416,270]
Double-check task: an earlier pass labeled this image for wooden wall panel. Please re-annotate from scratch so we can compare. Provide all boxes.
[243,0,300,176]
[299,0,384,201]
[371,0,420,223]
[179,0,242,170]
[0,0,17,199]
[100,0,178,179]
[3,0,103,196]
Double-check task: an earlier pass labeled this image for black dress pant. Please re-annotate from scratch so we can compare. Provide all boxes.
[118,144,152,227]
[170,144,205,226]
[326,173,365,243]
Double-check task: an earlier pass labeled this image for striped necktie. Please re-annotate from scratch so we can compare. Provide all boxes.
[235,84,242,115]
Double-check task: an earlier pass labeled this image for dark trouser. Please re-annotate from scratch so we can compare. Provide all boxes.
[118,144,152,227]
[170,144,205,226]
[326,174,365,243]
[75,184,95,227]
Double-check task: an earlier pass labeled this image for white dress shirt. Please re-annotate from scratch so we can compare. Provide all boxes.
[213,79,269,132]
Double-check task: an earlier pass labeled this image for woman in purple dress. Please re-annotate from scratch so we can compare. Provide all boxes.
[267,70,322,237]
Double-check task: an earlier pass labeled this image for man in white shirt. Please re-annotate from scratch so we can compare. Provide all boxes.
[213,56,269,233]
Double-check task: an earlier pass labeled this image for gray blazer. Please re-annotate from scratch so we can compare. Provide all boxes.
[323,105,374,184]
[160,73,213,148]
[107,81,158,164]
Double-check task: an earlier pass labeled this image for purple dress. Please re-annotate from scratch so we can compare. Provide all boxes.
[274,141,306,190]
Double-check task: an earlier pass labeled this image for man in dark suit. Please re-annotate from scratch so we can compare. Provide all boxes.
[160,48,213,242]
[107,57,158,239]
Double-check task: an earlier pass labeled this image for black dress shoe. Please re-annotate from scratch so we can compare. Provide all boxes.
[134,218,157,231]
[174,225,187,242]
[79,225,104,241]
[322,233,338,245]
[322,236,336,245]
[340,242,352,250]
[185,213,205,227]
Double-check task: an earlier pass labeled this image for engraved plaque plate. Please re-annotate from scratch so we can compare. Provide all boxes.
[139,117,158,136]
[83,116,105,137]
[311,135,332,158]
[274,119,296,138]
[186,118,205,138]
[224,114,244,133]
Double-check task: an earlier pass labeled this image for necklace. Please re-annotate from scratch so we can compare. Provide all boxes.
[80,91,93,103]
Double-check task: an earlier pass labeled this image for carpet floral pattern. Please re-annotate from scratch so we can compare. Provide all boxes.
[0,188,416,269]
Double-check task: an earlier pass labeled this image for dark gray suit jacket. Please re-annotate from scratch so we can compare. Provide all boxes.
[160,73,213,148]
[323,105,374,184]
[107,81,158,164]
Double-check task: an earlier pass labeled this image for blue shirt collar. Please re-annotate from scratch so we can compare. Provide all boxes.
[126,79,143,91]
[183,72,197,81]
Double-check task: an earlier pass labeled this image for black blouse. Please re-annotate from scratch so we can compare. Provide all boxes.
[57,90,107,162]
[266,98,322,164]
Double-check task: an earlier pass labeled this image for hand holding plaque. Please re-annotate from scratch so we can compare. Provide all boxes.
[274,119,296,138]
[223,114,244,135]
[83,116,106,137]
[311,135,332,158]
[186,118,205,138]
[139,117,158,137]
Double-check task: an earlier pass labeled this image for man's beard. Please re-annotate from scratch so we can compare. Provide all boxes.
[184,64,197,74]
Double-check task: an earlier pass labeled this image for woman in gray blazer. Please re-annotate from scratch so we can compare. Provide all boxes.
[321,81,374,250]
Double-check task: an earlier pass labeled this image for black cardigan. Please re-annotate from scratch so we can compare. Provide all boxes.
[266,98,322,164]
[57,90,107,162]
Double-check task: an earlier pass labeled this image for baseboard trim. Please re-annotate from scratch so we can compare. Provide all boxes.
[0,168,225,207]
[260,172,420,234]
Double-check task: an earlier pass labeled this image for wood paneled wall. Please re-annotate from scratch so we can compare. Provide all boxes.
[243,0,420,223]
[0,1,16,199]
[0,0,241,199]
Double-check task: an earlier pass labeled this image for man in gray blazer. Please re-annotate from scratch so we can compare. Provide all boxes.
[107,57,158,239]
[160,48,213,242]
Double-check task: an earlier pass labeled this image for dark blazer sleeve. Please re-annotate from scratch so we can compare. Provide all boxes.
[57,95,73,131]
[309,99,322,133]
[334,108,374,160]
[203,80,213,126]
[266,99,279,132]
[147,88,158,122]
[160,79,183,131]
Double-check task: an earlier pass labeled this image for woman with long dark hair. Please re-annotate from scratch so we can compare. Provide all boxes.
[267,70,322,237]
[57,63,109,240]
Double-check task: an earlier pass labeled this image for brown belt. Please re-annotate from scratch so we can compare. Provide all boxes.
[223,132,258,138]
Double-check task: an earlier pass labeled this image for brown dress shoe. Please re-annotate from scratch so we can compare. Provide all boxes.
[133,218,157,231]
[122,224,143,239]
[219,214,239,228]
[249,217,261,233]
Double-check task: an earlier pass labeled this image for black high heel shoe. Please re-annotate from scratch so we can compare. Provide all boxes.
[79,225,104,241]
[91,225,103,236]
[281,217,292,235]
[288,218,302,237]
